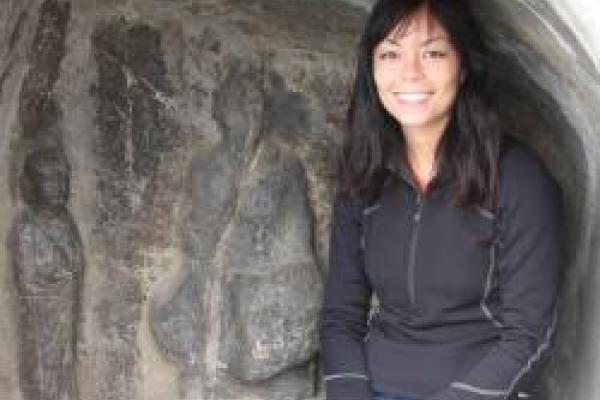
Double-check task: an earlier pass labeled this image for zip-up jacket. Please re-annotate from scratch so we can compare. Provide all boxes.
[319,137,564,400]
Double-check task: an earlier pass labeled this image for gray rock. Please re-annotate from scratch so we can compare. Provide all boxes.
[220,142,322,383]
[9,148,83,400]
[0,0,599,400]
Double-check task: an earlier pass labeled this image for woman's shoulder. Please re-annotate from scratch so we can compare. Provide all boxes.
[332,189,366,221]
[498,135,562,207]
[499,135,555,184]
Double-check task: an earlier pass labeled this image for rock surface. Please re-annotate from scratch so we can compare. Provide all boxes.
[0,0,598,400]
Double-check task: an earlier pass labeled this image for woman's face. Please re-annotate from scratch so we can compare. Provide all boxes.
[373,6,461,137]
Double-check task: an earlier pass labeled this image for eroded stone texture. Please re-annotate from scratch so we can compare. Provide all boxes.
[220,142,321,382]
[7,2,81,399]
[150,55,262,396]
[10,148,82,400]
[150,35,334,395]
[90,16,188,400]
[92,19,178,225]
[18,0,70,142]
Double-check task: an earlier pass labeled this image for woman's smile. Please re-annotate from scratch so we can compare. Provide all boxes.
[394,92,432,103]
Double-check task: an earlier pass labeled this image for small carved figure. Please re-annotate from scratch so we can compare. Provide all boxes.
[9,147,83,400]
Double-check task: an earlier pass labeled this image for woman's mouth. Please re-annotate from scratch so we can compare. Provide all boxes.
[394,93,432,103]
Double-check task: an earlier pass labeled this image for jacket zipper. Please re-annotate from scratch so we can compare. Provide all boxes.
[407,192,424,306]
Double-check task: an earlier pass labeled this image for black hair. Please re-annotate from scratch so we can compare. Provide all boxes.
[339,0,500,211]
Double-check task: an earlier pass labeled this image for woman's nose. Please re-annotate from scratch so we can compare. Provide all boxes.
[401,51,424,80]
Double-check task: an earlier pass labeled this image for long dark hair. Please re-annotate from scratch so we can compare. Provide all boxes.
[339,0,501,211]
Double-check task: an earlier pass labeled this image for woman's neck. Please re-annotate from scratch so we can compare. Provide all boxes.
[402,125,445,194]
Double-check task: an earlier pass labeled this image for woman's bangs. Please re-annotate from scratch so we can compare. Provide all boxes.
[366,0,426,50]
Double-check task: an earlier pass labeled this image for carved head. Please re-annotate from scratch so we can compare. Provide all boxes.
[20,148,70,213]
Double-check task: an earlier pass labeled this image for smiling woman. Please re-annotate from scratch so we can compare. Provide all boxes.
[372,4,462,192]
[373,5,461,144]
[319,1,565,400]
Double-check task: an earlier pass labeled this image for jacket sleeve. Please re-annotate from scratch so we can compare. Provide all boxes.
[429,148,565,400]
[319,192,374,400]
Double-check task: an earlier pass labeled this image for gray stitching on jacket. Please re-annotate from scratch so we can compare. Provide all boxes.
[481,243,504,328]
[323,372,369,381]
[360,203,381,250]
[453,310,557,399]
[450,382,509,396]
[476,206,495,220]
[506,310,558,397]
[362,203,382,216]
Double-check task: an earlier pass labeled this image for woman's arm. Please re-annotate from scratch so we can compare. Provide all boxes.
[319,192,374,400]
[430,145,565,400]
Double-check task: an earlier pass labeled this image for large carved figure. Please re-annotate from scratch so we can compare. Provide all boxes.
[9,148,83,400]
[150,60,324,400]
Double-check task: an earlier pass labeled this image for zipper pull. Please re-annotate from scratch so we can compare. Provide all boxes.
[414,194,422,221]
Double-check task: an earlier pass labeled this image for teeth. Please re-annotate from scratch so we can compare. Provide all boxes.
[396,93,429,102]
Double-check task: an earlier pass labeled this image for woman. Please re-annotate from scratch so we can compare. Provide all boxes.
[319,1,564,400]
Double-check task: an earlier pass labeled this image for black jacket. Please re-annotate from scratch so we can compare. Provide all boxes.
[319,138,564,400]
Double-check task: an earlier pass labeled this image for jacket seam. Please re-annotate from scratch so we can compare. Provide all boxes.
[324,372,369,381]
[481,242,504,329]
[360,202,381,251]
[450,382,509,396]
[505,309,558,396]
[452,309,557,399]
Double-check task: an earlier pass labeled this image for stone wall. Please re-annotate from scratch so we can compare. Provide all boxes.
[0,1,598,400]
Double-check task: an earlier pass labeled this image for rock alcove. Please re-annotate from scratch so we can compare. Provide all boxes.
[0,1,598,399]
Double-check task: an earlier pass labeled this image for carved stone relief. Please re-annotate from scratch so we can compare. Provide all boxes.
[10,148,83,400]
[0,1,597,400]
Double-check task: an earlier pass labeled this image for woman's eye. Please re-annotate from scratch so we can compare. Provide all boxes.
[423,50,448,59]
[380,50,400,60]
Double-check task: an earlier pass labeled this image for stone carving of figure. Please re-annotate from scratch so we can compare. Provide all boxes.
[8,147,83,400]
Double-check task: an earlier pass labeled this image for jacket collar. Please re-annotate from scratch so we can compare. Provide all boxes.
[384,151,453,193]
